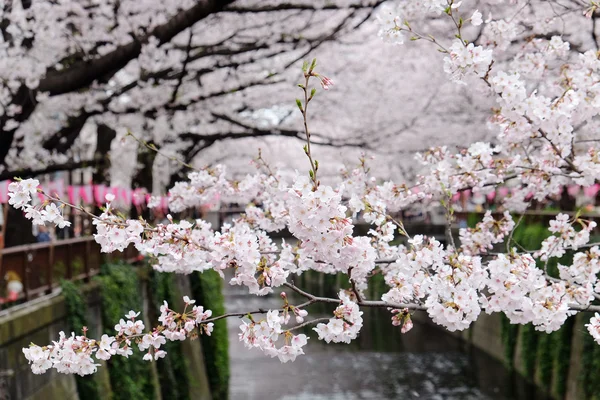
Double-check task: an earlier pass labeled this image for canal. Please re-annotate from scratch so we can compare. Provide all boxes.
[226,284,550,400]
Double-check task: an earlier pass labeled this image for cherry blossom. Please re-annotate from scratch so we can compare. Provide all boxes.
[470,10,483,26]
[586,313,600,345]
[16,0,600,374]
[314,291,364,344]
[23,297,214,374]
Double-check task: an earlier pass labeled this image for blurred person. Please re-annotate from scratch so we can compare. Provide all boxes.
[3,271,23,302]
[36,225,51,243]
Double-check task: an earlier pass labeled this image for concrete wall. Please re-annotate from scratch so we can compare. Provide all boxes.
[0,290,88,400]
[0,285,114,400]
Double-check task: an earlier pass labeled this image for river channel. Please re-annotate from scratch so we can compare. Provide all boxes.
[225,284,549,400]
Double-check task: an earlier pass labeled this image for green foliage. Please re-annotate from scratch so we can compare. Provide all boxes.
[537,330,554,387]
[60,280,101,400]
[501,287,574,396]
[500,314,518,369]
[466,213,481,229]
[61,280,88,335]
[148,270,190,400]
[95,262,157,400]
[506,219,582,395]
[553,317,574,397]
[581,312,600,399]
[369,272,386,300]
[53,261,66,280]
[190,270,230,400]
[517,223,549,250]
[520,323,539,380]
[72,257,85,277]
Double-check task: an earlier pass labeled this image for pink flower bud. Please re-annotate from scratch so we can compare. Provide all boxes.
[319,76,334,90]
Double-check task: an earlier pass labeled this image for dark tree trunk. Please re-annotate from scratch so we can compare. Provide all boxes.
[130,142,156,220]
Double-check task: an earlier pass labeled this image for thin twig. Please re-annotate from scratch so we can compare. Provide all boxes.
[287,317,330,331]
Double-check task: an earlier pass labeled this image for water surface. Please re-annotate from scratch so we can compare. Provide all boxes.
[226,286,546,400]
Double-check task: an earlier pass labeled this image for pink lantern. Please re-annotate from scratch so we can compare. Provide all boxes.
[94,185,107,205]
[68,186,81,205]
[121,188,132,206]
[584,184,600,198]
[132,188,147,206]
[567,185,580,197]
[48,179,65,198]
[0,180,9,204]
[80,185,93,205]
[111,186,120,199]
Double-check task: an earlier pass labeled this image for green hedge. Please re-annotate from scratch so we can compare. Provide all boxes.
[519,323,539,380]
[148,270,191,400]
[95,262,157,400]
[60,280,102,400]
[500,314,518,369]
[190,270,230,400]
[553,317,574,397]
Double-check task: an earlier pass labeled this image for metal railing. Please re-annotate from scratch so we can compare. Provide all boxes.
[0,237,138,303]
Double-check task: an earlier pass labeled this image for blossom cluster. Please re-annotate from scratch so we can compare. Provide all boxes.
[535,214,597,261]
[9,179,71,228]
[23,297,213,375]
[459,211,515,255]
[239,310,309,363]
[443,40,493,84]
[391,308,414,334]
[314,291,364,343]
[484,253,574,332]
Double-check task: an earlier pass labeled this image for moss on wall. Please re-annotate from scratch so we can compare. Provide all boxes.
[148,269,191,400]
[500,314,519,369]
[552,317,574,398]
[60,280,102,400]
[190,270,230,400]
[536,329,554,387]
[519,323,539,380]
[95,262,158,400]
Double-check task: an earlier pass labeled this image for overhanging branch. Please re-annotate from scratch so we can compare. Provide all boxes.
[38,0,236,96]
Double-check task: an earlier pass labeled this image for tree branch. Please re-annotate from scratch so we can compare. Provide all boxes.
[0,159,102,181]
[38,0,236,96]
[224,1,385,13]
